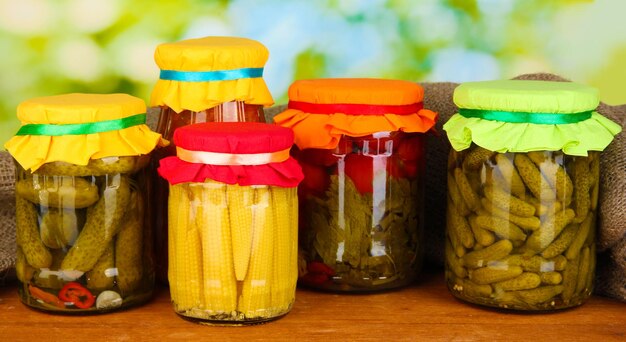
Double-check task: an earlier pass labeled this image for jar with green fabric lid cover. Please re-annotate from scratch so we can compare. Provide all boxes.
[5,93,165,313]
[443,80,621,310]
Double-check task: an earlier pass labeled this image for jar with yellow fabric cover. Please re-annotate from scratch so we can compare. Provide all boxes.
[149,36,274,283]
[5,94,165,313]
[274,78,438,292]
[443,80,621,310]
[158,122,303,324]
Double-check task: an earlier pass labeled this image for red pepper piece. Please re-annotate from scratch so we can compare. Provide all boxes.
[344,153,373,194]
[387,155,406,179]
[300,162,330,197]
[28,284,66,309]
[58,282,95,309]
[307,261,335,276]
[397,136,424,162]
[300,272,329,286]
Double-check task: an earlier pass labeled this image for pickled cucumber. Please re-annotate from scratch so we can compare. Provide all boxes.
[39,208,80,249]
[494,272,541,291]
[540,272,562,285]
[15,176,98,209]
[561,253,580,304]
[468,215,495,247]
[462,239,512,269]
[526,209,575,252]
[497,286,564,306]
[575,247,590,294]
[470,265,523,285]
[448,204,475,249]
[480,198,541,231]
[61,174,131,272]
[16,196,52,268]
[474,216,526,241]
[15,247,35,283]
[454,168,480,212]
[115,191,144,295]
[86,242,115,292]
[483,186,535,217]
[448,175,470,216]
[540,223,578,259]
[527,151,573,201]
[463,146,494,170]
[37,156,143,176]
[571,158,591,223]
[493,154,526,197]
[458,278,492,298]
[565,212,592,260]
[446,239,467,278]
[514,154,556,201]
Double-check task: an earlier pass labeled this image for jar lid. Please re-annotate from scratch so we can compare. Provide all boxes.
[444,80,621,156]
[150,36,274,113]
[274,78,437,150]
[174,122,294,155]
[158,122,303,187]
[453,80,599,114]
[5,93,165,172]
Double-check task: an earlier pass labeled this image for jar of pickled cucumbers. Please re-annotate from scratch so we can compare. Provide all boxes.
[442,80,622,310]
[149,36,274,283]
[5,94,165,313]
[158,122,303,324]
[274,78,438,292]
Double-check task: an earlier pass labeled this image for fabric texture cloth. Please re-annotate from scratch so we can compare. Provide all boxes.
[273,78,437,149]
[4,93,165,172]
[150,36,274,113]
[444,80,621,156]
[158,122,303,187]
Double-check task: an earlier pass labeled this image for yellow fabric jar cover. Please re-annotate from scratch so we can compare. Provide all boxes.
[274,78,438,150]
[150,36,274,113]
[5,93,166,172]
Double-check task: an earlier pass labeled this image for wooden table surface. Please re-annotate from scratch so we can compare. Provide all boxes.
[0,270,624,342]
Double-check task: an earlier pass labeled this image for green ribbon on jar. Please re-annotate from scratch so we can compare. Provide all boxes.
[458,108,592,125]
[15,113,147,136]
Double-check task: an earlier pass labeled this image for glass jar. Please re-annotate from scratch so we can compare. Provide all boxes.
[5,94,164,313]
[158,122,303,324]
[14,157,153,313]
[274,78,438,292]
[443,80,622,310]
[296,132,425,291]
[149,37,273,283]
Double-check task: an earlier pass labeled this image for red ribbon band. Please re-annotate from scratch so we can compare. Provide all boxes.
[287,100,424,116]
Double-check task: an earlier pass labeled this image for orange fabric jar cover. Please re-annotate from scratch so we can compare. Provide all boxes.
[158,122,303,187]
[273,78,438,149]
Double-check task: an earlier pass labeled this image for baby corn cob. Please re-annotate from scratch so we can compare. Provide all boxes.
[271,187,297,314]
[227,185,254,282]
[198,182,237,315]
[169,184,204,312]
[239,186,274,318]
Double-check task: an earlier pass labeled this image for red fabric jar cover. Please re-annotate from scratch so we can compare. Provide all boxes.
[158,122,303,187]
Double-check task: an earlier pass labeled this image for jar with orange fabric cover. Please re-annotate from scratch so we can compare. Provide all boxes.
[274,79,437,292]
[149,37,274,283]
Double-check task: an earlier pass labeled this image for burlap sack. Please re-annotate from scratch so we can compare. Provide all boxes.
[0,151,16,285]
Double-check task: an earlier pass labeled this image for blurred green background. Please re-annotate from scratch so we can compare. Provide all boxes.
[1,0,624,144]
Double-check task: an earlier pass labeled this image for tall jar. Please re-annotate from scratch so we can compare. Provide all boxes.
[158,122,303,324]
[149,36,274,283]
[442,80,622,310]
[274,78,438,292]
[5,94,165,313]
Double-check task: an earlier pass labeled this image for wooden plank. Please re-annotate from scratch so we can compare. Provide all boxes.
[0,271,624,341]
